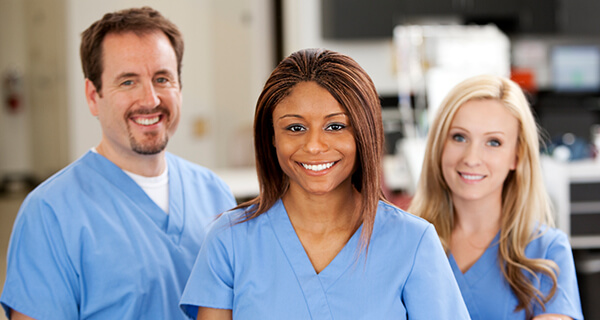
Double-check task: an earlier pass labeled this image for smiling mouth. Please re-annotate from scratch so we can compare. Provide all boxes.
[301,162,336,172]
[133,115,160,126]
[128,106,170,127]
[459,172,485,181]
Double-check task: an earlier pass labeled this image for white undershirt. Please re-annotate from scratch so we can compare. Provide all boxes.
[91,148,170,214]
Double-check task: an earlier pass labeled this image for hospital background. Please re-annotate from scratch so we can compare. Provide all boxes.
[2,0,600,318]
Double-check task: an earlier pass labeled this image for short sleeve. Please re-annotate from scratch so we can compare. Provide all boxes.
[535,230,583,320]
[180,213,235,319]
[402,224,471,320]
[0,196,80,319]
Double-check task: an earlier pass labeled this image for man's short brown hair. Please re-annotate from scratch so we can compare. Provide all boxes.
[80,7,184,93]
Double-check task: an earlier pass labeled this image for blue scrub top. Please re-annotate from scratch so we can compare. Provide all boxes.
[449,228,583,320]
[1,151,236,319]
[181,199,470,319]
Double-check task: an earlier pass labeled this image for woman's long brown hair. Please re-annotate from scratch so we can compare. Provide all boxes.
[235,48,386,253]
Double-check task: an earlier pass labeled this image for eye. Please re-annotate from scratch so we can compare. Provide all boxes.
[286,124,306,132]
[325,123,346,131]
[487,139,501,147]
[121,80,134,86]
[156,77,169,84]
[452,133,466,142]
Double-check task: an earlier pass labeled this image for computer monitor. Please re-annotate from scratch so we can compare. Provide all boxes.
[552,45,600,92]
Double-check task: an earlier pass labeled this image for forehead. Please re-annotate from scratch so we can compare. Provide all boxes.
[451,99,518,129]
[101,31,177,75]
[273,82,345,116]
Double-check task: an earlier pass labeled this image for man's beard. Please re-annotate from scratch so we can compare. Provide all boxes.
[126,106,170,155]
[130,131,169,155]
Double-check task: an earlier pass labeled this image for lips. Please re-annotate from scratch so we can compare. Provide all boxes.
[459,172,485,181]
[132,115,160,126]
[128,106,170,127]
[301,161,336,172]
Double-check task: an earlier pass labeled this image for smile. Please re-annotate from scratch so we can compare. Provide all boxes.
[301,162,335,172]
[459,172,485,181]
[133,115,160,126]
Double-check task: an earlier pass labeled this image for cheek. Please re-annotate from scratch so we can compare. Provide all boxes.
[273,133,293,167]
[495,153,518,173]
[440,147,456,180]
[342,141,356,161]
[440,145,454,168]
[338,133,357,156]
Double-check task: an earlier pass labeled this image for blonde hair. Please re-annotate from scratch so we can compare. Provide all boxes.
[408,74,558,317]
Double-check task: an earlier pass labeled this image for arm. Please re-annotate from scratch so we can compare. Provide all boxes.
[402,225,470,319]
[533,314,572,320]
[1,197,79,318]
[197,307,232,320]
[180,214,235,318]
[10,310,36,320]
[533,230,583,319]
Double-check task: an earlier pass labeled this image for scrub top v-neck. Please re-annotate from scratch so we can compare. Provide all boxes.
[448,228,583,320]
[181,199,470,319]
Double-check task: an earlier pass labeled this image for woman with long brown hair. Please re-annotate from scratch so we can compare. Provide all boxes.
[409,74,583,320]
[180,48,469,319]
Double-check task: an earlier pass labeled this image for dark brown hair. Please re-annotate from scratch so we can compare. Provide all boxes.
[80,6,184,94]
[237,48,386,252]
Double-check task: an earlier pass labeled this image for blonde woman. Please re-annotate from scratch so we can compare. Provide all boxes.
[409,74,583,320]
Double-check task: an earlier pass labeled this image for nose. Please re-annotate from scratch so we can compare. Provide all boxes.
[138,81,160,108]
[303,129,328,154]
[463,143,482,167]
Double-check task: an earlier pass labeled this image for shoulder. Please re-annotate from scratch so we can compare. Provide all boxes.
[166,153,231,189]
[23,152,97,203]
[201,206,266,253]
[526,224,572,258]
[368,202,449,279]
[371,201,437,248]
[205,207,258,235]
[376,201,433,232]
[166,153,219,179]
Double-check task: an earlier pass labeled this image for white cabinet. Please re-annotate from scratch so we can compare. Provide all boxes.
[543,157,600,248]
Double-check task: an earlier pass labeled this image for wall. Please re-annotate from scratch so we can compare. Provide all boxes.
[0,0,273,185]
[67,0,273,170]
[0,0,32,179]
[282,0,398,96]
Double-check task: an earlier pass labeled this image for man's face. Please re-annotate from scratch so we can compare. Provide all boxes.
[85,31,181,158]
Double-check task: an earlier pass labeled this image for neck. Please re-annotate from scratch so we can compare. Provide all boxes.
[283,184,361,235]
[452,195,502,235]
[96,142,166,177]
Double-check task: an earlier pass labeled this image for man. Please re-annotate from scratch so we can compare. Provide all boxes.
[1,7,236,319]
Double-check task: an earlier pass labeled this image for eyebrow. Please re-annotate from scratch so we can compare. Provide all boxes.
[115,69,175,81]
[450,126,507,135]
[277,112,348,121]
[155,69,176,78]
[115,72,138,81]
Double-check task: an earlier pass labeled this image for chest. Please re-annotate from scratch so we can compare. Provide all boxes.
[229,219,413,319]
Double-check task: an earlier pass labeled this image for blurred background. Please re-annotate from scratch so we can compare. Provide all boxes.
[2,0,600,318]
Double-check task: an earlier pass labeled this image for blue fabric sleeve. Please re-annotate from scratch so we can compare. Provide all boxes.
[180,213,235,319]
[402,224,471,320]
[1,196,79,320]
[535,230,583,319]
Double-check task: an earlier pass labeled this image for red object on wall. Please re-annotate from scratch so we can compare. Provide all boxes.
[3,69,23,113]
[511,67,537,94]
[7,94,21,112]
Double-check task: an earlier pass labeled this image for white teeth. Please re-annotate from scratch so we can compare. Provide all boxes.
[134,116,160,126]
[302,162,335,172]
[460,173,484,180]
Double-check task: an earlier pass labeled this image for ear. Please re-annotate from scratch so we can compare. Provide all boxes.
[85,79,100,117]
